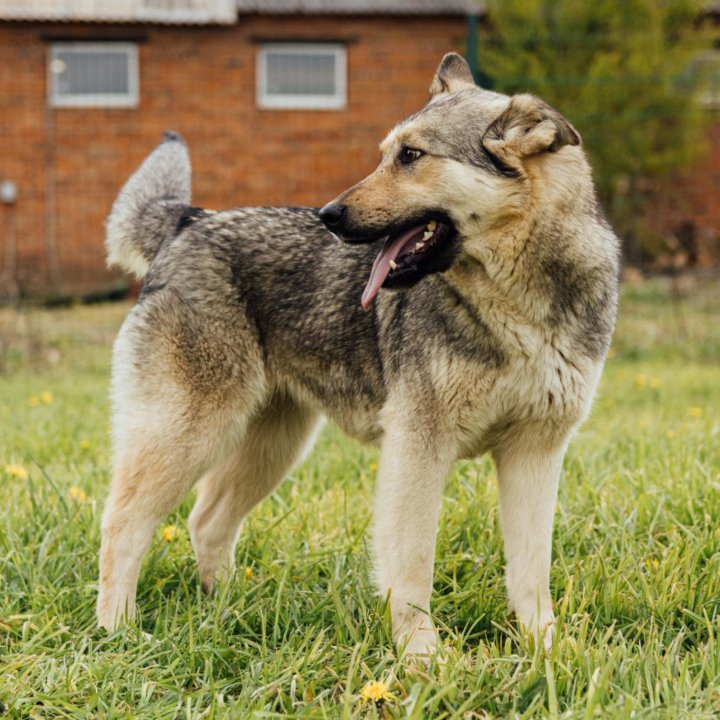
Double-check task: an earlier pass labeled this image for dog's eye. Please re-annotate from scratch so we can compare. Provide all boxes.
[398,147,424,165]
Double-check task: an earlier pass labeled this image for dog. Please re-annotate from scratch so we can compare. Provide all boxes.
[97,52,619,657]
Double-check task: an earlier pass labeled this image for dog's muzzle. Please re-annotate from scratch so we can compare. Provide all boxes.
[319,202,459,310]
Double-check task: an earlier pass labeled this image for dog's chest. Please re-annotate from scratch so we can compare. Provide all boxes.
[506,341,595,417]
[447,330,600,456]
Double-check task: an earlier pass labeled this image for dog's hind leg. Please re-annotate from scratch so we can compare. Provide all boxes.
[96,403,252,631]
[493,435,566,649]
[189,392,320,592]
[97,310,267,632]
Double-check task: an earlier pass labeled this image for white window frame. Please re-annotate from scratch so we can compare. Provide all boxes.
[257,43,347,110]
[48,42,139,108]
[689,49,720,109]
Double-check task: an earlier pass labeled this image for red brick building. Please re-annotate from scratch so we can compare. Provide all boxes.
[634,3,720,269]
[2,1,718,299]
[0,0,479,298]
[643,123,720,269]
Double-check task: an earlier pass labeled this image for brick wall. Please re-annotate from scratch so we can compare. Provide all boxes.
[643,124,720,267]
[0,15,465,297]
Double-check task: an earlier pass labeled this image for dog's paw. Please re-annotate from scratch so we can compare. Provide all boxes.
[395,622,440,662]
[535,617,555,651]
[96,595,136,632]
[508,588,555,651]
[545,624,555,650]
[97,611,125,633]
[516,608,555,651]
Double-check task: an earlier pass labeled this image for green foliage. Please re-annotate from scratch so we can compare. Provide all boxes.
[0,279,719,718]
[481,0,714,254]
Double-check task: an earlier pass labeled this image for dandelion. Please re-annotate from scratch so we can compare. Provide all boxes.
[29,395,40,407]
[688,407,703,418]
[244,565,254,579]
[360,679,394,706]
[79,439,90,450]
[369,462,378,473]
[4,464,28,479]
[645,558,659,571]
[40,391,53,405]
[634,374,647,389]
[649,377,661,389]
[69,486,87,502]
[162,525,178,543]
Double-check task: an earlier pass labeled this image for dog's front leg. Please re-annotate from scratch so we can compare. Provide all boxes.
[373,419,454,658]
[493,438,567,649]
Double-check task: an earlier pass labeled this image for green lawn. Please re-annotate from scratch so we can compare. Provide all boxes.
[1,276,719,719]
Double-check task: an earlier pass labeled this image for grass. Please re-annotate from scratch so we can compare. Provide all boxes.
[0,275,719,719]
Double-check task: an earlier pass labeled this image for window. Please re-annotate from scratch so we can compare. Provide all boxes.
[688,50,720,109]
[49,42,139,108]
[257,43,346,110]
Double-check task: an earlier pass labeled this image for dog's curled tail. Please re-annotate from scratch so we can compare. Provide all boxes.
[106,131,191,279]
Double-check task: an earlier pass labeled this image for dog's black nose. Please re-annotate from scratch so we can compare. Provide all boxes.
[319,202,347,229]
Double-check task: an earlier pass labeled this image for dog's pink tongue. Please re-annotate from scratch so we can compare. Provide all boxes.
[361,224,425,309]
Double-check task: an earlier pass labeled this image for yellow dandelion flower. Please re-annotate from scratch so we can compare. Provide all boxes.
[79,439,90,450]
[666,430,675,440]
[244,565,254,579]
[645,558,659,571]
[360,679,394,705]
[40,391,53,405]
[29,395,40,407]
[4,464,29,479]
[649,377,661,389]
[69,486,87,502]
[369,462,378,473]
[162,525,178,543]
[688,407,703,418]
[634,374,647,389]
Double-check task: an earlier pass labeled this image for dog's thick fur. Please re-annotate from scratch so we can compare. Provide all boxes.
[97,54,619,656]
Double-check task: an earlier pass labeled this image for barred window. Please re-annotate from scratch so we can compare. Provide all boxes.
[49,42,139,108]
[688,50,720,109]
[257,43,346,110]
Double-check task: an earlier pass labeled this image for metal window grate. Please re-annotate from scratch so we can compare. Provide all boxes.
[258,44,346,110]
[49,43,139,108]
[690,51,720,109]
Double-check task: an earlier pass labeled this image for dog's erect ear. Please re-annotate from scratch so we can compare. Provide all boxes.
[429,52,476,98]
[482,94,581,165]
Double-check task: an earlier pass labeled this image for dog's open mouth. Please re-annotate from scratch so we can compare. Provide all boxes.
[361,217,456,309]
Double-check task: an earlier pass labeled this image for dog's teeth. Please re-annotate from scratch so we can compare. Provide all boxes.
[422,230,433,241]
[427,220,437,232]
[389,259,398,270]
[415,242,425,251]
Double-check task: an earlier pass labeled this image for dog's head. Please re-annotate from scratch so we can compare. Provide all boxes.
[319,53,582,309]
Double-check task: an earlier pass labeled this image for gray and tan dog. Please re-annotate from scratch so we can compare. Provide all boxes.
[97,53,619,657]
